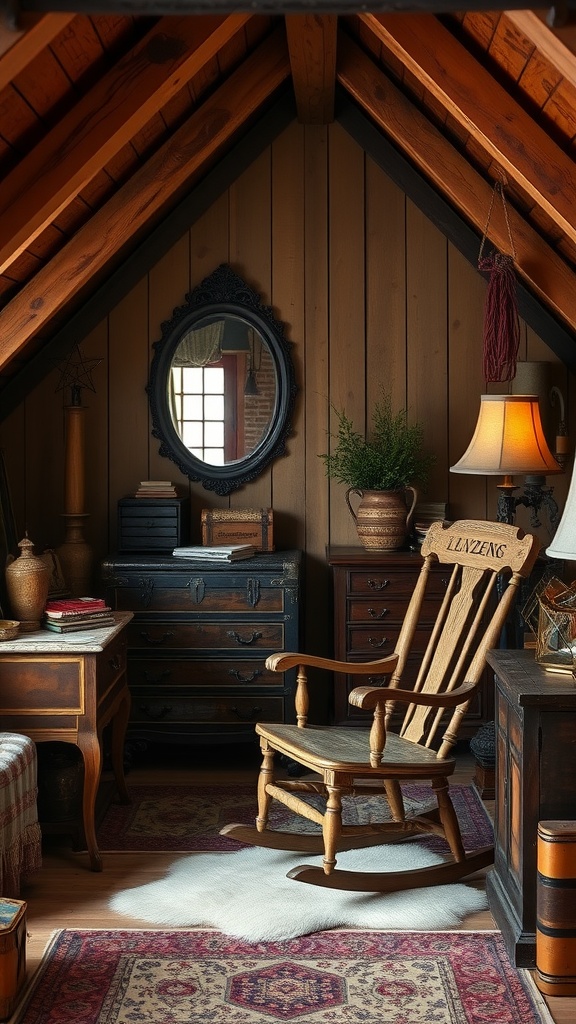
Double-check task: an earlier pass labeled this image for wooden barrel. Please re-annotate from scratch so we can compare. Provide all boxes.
[536,821,576,996]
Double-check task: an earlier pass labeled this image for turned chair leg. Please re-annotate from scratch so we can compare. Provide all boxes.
[322,784,343,874]
[432,777,465,861]
[256,743,275,832]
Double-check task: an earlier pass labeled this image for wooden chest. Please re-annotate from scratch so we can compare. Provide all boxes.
[201,507,274,551]
[117,498,190,552]
[101,550,301,745]
[0,899,26,1021]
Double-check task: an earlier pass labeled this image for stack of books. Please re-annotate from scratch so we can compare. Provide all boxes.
[134,480,178,498]
[413,502,449,546]
[44,597,115,633]
[172,544,257,562]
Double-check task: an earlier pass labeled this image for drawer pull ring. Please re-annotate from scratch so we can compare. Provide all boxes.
[367,578,390,591]
[229,669,262,683]
[367,675,387,685]
[108,655,122,672]
[139,704,172,720]
[227,630,263,646]
[231,705,263,721]
[368,607,388,619]
[139,630,175,646]
[368,636,390,648]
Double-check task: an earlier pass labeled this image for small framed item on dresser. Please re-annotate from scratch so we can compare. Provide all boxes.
[201,507,274,551]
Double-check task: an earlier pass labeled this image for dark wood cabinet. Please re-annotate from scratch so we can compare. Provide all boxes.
[327,545,491,733]
[485,648,576,968]
[101,550,301,745]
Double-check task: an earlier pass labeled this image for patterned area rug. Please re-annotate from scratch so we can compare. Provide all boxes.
[97,782,493,852]
[15,930,553,1024]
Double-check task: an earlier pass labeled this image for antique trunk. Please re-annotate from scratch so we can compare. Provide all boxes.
[0,899,26,1021]
[201,508,274,551]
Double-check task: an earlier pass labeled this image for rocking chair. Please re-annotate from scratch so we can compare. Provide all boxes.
[222,520,540,892]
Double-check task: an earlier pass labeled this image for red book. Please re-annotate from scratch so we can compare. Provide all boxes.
[45,597,107,617]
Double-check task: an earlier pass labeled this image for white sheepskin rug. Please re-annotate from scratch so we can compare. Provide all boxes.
[110,842,488,942]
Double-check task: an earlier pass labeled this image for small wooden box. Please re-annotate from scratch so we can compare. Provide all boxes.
[118,498,190,552]
[536,820,576,996]
[201,508,274,551]
[0,899,27,1021]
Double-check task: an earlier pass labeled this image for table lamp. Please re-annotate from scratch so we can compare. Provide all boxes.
[450,394,562,527]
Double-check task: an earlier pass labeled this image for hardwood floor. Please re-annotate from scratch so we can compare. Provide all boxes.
[16,742,574,1023]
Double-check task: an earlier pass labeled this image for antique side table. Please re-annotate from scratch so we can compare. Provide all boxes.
[0,612,132,872]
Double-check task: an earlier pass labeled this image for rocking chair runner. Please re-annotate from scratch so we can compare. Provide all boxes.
[222,520,540,892]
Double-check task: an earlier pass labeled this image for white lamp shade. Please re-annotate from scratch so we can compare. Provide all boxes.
[547,462,576,560]
[450,394,561,476]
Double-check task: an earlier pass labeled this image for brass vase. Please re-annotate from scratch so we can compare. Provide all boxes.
[5,535,50,631]
[345,487,418,551]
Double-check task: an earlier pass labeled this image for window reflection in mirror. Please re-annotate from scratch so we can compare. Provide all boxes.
[168,315,277,467]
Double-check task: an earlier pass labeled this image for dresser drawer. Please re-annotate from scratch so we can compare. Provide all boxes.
[127,620,284,651]
[129,694,284,726]
[348,596,441,625]
[129,657,278,688]
[346,624,431,656]
[113,583,284,614]
[347,569,448,598]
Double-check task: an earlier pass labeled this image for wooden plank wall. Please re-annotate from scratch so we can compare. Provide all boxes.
[0,119,571,711]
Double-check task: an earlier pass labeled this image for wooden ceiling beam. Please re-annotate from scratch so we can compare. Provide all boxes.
[285,13,337,123]
[337,31,576,335]
[0,12,74,73]
[505,9,576,84]
[0,26,291,370]
[362,13,576,247]
[0,13,252,277]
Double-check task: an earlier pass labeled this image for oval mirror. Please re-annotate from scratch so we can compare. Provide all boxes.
[147,265,297,495]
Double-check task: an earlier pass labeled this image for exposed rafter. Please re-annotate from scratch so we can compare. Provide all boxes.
[285,13,337,123]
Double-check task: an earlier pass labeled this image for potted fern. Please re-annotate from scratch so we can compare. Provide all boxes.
[320,391,434,550]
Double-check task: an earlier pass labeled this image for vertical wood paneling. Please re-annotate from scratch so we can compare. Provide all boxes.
[108,277,150,546]
[0,405,26,545]
[25,370,63,552]
[406,201,448,507]
[328,122,365,546]
[448,245,489,521]
[229,149,272,513]
[366,160,406,415]
[271,121,305,552]
[82,319,109,571]
[148,234,191,508]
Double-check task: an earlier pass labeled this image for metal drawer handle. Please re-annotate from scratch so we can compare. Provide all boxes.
[231,705,263,721]
[139,630,174,646]
[229,669,262,683]
[367,578,389,591]
[226,630,263,646]
[368,607,388,619]
[368,636,390,649]
[108,655,122,672]
[367,675,387,685]
[139,703,172,720]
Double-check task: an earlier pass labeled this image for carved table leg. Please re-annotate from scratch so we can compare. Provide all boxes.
[77,732,103,872]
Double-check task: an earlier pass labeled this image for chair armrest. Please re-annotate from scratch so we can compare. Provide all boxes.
[349,679,477,711]
[266,651,399,676]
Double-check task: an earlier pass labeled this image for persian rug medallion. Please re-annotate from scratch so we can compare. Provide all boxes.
[14,930,553,1024]
[96,782,493,853]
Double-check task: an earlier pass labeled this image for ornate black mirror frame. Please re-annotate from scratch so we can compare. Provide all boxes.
[147,264,297,496]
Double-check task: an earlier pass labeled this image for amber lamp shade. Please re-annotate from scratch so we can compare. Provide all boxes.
[450,395,562,478]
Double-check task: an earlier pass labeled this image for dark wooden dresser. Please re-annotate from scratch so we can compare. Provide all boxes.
[485,648,576,968]
[101,550,301,745]
[327,545,492,734]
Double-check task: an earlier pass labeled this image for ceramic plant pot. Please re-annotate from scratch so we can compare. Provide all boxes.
[345,487,418,551]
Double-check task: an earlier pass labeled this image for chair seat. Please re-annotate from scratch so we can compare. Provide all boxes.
[256,722,455,777]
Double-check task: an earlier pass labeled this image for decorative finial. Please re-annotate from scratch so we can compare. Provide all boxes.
[54,344,102,405]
